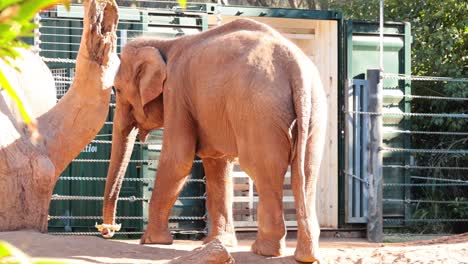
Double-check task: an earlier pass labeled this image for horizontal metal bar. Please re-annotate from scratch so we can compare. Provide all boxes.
[343,172,369,187]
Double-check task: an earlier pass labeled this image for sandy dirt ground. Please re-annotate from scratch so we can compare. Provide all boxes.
[0,231,467,264]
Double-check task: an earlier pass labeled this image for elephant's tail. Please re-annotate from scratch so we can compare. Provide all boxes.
[290,66,312,231]
[290,57,325,247]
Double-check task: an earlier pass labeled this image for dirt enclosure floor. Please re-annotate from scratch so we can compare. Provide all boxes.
[0,231,467,264]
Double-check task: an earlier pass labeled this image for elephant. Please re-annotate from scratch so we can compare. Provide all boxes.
[100,18,327,263]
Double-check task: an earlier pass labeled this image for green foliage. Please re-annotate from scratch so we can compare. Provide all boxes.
[0,241,65,264]
[0,0,69,62]
[332,0,467,78]
[0,0,69,125]
[178,0,186,9]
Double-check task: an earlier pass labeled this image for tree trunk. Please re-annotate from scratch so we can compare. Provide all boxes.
[0,0,119,232]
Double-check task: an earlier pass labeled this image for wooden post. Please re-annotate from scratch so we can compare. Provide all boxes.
[366,69,383,242]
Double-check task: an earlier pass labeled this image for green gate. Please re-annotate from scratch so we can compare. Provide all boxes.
[342,21,411,227]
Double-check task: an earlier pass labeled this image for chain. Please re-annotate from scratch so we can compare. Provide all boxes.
[59,176,142,181]
[54,80,73,84]
[384,129,468,136]
[48,231,143,235]
[51,195,206,201]
[49,215,206,220]
[384,198,468,205]
[384,183,468,187]
[58,176,205,183]
[348,110,468,119]
[41,57,77,64]
[90,139,166,145]
[385,94,468,101]
[384,219,468,223]
[72,159,204,164]
[410,176,468,183]
[382,73,468,83]
[48,230,207,236]
[383,164,468,170]
[381,147,468,155]
[72,159,157,163]
[51,195,147,201]
[33,14,42,53]
[54,76,74,80]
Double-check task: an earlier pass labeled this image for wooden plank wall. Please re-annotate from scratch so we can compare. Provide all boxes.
[207,16,338,228]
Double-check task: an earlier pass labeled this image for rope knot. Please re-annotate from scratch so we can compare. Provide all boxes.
[95,222,121,232]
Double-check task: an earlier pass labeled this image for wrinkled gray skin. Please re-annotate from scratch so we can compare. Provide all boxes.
[101,18,327,263]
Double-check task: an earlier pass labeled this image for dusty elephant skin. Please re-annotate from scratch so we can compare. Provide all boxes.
[100,18,327,263]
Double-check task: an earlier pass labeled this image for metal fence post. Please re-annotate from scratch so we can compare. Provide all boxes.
[367,69,383,242]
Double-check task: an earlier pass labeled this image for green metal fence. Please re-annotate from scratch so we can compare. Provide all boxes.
[42,5,207,237]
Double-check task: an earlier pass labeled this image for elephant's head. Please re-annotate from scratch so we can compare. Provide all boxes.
[101,45,167,238]
[114,45,167,139]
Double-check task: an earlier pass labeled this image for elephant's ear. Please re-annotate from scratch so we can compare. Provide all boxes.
[134,46,167,109]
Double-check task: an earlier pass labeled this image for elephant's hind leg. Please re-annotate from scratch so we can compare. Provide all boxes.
[202,158,237,247]
[292,119,326,263]
[239,137,290,257]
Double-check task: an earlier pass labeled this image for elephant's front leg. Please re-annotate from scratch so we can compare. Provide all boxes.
[202,158,237,247]
[140,134,196,244]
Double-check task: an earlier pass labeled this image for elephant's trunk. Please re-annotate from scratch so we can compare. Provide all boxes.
[101,102,138,238]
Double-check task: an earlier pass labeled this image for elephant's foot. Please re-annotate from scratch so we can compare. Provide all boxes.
[294,246,321,263]
[251,238,285,257]
[140,228,173,245]
[203,231,238,247]
[294,232,321,263]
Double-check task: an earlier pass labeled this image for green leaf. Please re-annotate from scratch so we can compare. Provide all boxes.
[0,241,30,263]
[14,0,70,21]
[0,0,21,10]
[178,0,186,9]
